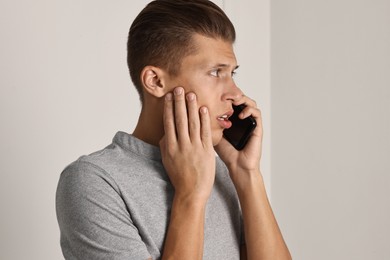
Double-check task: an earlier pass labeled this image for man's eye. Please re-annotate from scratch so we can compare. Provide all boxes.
[210,69,220,77]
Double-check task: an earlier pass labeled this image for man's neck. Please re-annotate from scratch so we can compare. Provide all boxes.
[132,103,164,147]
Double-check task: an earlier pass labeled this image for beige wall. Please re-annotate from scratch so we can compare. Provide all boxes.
[271,0,390,259]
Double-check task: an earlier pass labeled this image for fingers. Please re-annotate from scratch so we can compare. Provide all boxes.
[163,93,177,145]
[163,87,210,146]
[186,92,201,142]
[199,106,212,147]
[173,87,189,143]
[233,94,261,120]
[187,94,212,148]
[232,93,263,141]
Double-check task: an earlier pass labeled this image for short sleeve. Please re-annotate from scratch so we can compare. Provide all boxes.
[56,160,151,260]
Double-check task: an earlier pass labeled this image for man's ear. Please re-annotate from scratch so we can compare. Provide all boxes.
[140,66,169,98]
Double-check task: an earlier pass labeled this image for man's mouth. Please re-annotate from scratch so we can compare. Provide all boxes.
[218,114,230,121]
[216,110,234,129]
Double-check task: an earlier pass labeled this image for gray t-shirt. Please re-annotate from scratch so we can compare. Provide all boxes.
[56,131,243,259]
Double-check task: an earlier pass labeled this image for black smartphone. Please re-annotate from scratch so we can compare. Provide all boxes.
[223,104,257,150]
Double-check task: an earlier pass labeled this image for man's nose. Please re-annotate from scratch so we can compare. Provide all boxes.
[222,80,243,103]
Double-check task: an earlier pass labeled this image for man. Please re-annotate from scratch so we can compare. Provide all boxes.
[56,0,291,259]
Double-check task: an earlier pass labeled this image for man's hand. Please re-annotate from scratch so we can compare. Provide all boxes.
[159,87,214,259]
[215,94,263,186]
[159,87,215,201]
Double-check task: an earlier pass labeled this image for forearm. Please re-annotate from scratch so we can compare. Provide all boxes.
[161,195,206,260]
[235,171,291,260]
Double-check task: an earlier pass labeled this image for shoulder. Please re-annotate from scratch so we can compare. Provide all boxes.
[57,158,118,195]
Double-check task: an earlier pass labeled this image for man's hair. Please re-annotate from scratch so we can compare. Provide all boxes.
[127,0,236,102]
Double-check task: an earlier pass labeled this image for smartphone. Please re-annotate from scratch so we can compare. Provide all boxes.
[223,104,257,150]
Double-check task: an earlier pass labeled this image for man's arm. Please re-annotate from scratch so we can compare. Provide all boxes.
[159,88,215,259]
[56,161,152,259]
[237,171,291,260]
[216,95,292,260]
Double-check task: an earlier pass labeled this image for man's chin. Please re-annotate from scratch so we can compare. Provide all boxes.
[212,132,224,147]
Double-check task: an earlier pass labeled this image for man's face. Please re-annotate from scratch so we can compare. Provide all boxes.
[166,34,243,146]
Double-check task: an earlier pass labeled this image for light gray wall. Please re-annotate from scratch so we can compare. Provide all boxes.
[271,0,390,259]
[0,1,268,259]
[0,1,144,259]
[225,0,272,192]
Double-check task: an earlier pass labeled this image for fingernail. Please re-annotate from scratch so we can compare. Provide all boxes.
[201,107,208,114]
[165,93,172,100]
[174,87,183,95]
[186,93,195,101]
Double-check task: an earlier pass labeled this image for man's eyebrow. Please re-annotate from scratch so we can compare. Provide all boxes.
[211,64,240,70]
